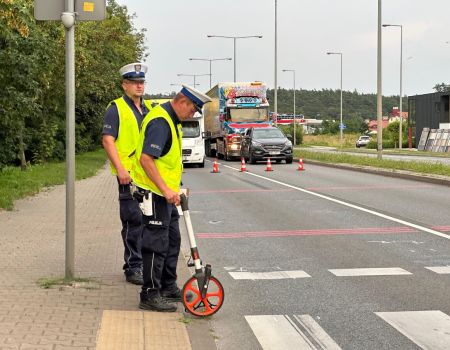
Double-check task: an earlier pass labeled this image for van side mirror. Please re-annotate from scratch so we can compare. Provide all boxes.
[202,131,211,139]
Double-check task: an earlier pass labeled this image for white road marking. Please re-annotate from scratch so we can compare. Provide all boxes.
[218,162,450,240]
[229,270,311,280]
[246,315,341,350]
[328,267,412,276]
[425,266,450,274]
[376,310,450,350]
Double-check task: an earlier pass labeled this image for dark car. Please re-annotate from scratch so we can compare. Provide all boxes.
[240,126,293,164]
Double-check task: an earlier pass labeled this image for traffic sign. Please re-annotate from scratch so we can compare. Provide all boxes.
[34,0,105,21]
[339,123,346,130]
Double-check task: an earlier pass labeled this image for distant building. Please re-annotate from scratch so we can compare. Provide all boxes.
[367,118,389,134]
[408,92,450,144]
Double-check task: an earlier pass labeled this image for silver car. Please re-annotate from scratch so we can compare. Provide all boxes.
[356,135,371,148]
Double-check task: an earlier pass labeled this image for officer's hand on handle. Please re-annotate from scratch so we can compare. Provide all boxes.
[117,168,132,185]
[163,188,180,206]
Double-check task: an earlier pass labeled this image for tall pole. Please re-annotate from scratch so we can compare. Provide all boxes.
[64,0,75,279]
[207,36,262,82]
[377,0,383,160]
[274,0,278,124]
[340,53,343,145]
[399,26,403,149]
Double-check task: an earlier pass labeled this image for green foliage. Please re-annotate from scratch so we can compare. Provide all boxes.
[0,0,146,169]
[278,124,303,145]
[267,88,406,122]
[433,83,450,93]
[0,149,106,210]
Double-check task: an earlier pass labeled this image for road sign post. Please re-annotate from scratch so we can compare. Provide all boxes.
[34,0,105,279]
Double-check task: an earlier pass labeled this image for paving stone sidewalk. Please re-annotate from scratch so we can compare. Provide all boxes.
[0,166,198,350]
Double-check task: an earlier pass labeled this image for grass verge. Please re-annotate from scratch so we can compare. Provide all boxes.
[295,149,450,177]
[0,148,107,210]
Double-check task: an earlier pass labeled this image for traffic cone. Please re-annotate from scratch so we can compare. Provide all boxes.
[240,157,247,172]
[297,158,305,171]
[265,158,273,171]
[211,158,220,173]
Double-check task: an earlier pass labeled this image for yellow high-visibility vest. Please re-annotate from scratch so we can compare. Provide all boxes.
[107,97,153,175]
[131,104,183,195]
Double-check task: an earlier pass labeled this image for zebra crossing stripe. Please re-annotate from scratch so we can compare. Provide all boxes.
[425,266,450,274]
[328,267,412,277]
[245,315,342,350]
[229,270,311,280]
[376,311,450,350]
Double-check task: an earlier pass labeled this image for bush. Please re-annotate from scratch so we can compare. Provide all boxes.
[278,124,303,145]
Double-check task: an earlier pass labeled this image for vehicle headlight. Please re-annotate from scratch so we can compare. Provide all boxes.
[252,140,262,147]
[285,140,292,147]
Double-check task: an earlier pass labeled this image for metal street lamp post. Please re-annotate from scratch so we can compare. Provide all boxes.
[282,69,296,146]
[189,58,232,88]
[207,35,263,82]
[177,73,209,89]
[327,52,343,145]
[377,0,383,160]
[274,0,278,125]
[383,23,403,149]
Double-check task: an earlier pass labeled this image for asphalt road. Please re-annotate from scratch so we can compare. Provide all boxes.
[180,158,450,350]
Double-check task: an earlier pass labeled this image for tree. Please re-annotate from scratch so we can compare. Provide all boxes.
[433,83,450,93]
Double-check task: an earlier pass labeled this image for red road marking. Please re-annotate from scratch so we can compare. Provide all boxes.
[196,226,450,239]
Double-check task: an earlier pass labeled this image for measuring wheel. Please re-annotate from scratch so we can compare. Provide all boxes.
[182,275,225,317]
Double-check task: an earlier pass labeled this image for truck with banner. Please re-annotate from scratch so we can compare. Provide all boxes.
[203,81,271,160]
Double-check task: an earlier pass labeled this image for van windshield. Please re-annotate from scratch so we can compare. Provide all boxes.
[181,121,200,138]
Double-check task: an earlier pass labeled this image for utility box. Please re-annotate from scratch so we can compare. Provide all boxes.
[34,0,105,21]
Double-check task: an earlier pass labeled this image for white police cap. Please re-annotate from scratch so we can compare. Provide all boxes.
[180,85,212,114]
[119,62,148,81]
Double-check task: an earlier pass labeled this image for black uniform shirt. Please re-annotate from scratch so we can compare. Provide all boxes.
[142,102,180,159]
[102,95,149,139]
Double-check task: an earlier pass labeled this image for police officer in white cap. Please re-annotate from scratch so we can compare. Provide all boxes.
[131,85,211,312]
[102,62,153,285]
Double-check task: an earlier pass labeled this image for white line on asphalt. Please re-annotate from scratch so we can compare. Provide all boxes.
[246,315,342,350]
[218,162,450,240]
[328,267,412,277]
[425,266,450,274]
[228,270,311,280]
[375,310,450,350]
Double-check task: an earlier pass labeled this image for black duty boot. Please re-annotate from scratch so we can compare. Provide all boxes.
[161,287,193,303]
[125,270,143,285]
[139,292,177,312]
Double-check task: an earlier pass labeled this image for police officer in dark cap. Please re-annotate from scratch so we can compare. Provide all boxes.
[131,85,211,312]
[102,62,153,285]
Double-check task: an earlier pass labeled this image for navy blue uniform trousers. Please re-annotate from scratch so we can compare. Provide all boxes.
[141,192,181,296]
[118,183,143,274]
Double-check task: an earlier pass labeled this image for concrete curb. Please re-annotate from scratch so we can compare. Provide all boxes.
[300,159,450,187]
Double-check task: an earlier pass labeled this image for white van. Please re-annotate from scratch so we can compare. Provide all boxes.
[181,112,205,167]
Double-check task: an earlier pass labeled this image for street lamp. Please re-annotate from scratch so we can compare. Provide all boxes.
[207,35,263,82]
[377,0,383,160]
[189,57,232,88]
[282,69,296,146]
[383,23,403,149]
[177,73,209,89]
[274,0,278,125]
[327,52,343,145]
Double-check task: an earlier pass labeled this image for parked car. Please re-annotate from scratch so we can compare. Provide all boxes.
[240,127,293,164]
[356,135,371,148]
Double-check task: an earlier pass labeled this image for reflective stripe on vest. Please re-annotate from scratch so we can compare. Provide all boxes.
[108,97,153,175]
[131,105,183,195]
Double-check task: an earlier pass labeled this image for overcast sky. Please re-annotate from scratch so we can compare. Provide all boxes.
[116,0,449,97]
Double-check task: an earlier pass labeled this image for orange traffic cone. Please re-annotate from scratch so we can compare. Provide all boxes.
[211,159,220,173]
[265,158,273,171]
[240,157,247,172]
[297,158,305,171]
